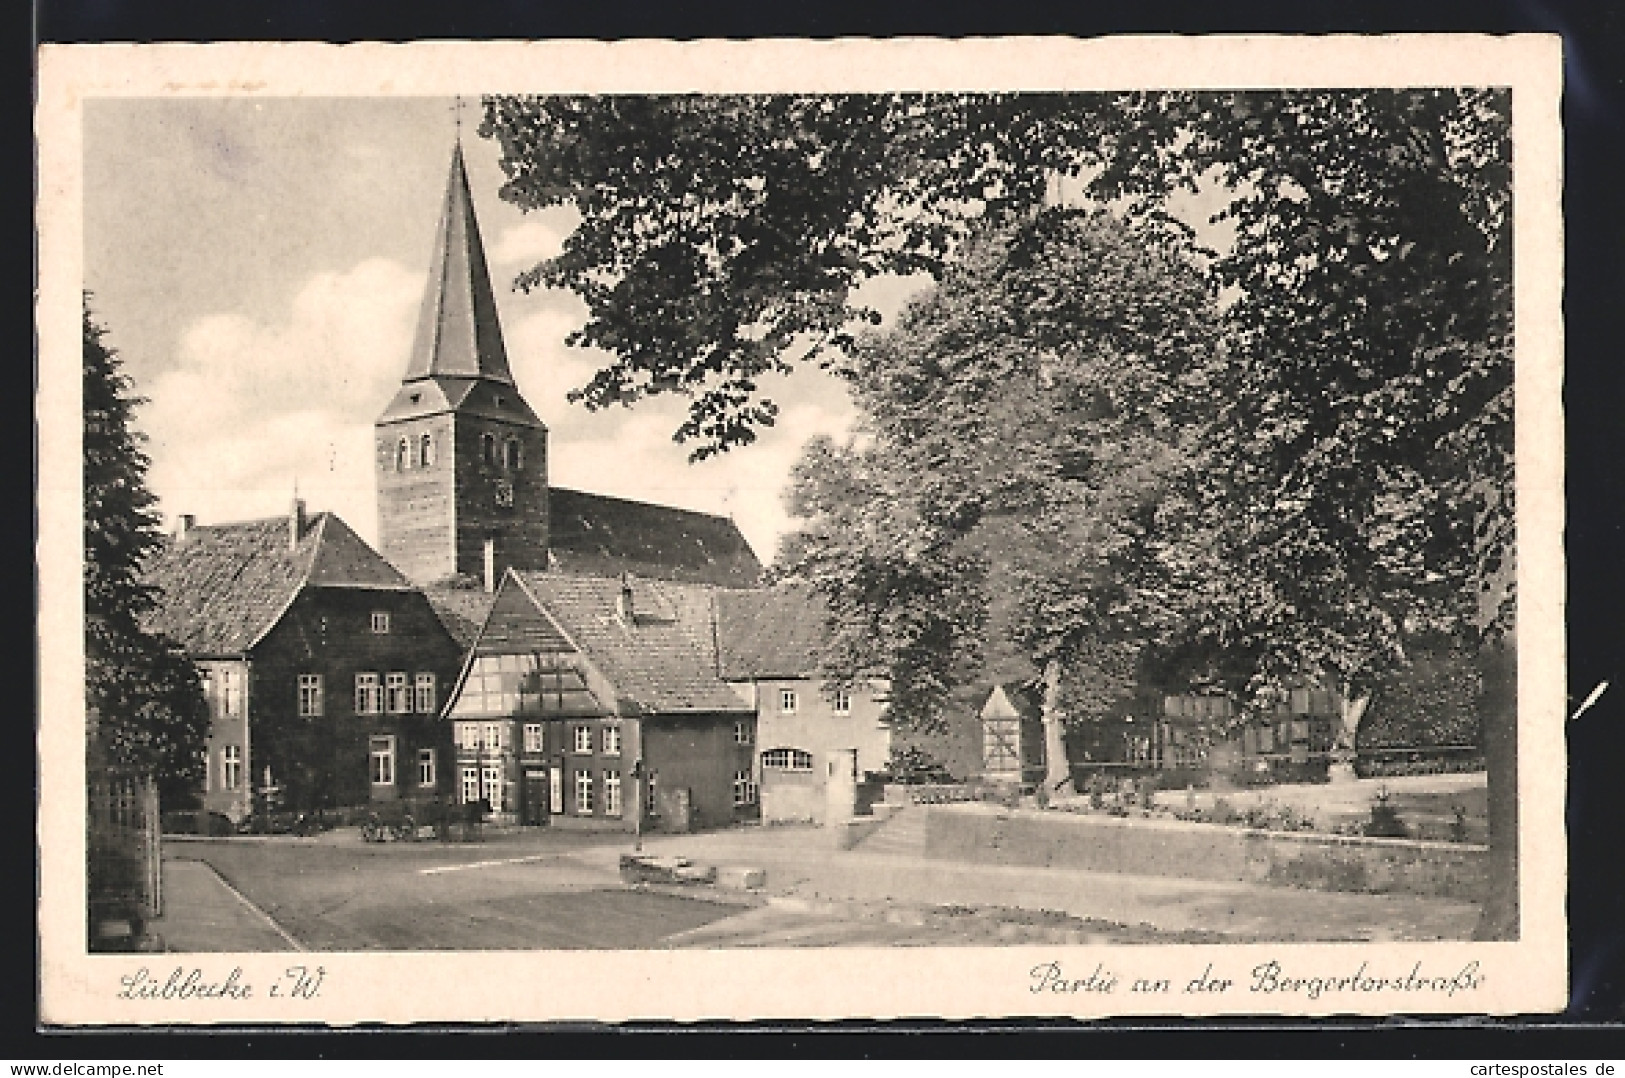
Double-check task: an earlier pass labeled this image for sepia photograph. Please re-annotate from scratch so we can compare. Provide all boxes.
[39,37,1566,1023]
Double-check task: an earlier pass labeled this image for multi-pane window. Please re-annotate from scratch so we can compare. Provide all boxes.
[832,687,852,714]
[733,769,757,806]
[480,722,507,752]
[222,745,242,790]
[603,770,622,816]
[645,771,659,814]
[482,766,504,811]
[456,722,480,751]
[219,668,241,717]
[574,769,593,814]
[733,720,753,745]
[573,726,593,754]
[370,611,390,634]
[779,689,798,713]
[461,766,480,805]
[354,673,382,715]
[761,748,814,772]
[523,723,544,753]
[386,672,409,714]
[414,673,436,714]
[369,736,395,786]
[297,674,323,717]
[418,748,436,787]
[601,724,622,756]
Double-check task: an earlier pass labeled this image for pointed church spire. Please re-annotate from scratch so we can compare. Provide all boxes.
[402,143,515,384]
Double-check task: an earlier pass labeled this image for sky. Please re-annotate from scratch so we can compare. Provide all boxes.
[84,97,910,565]
[82,96,1231,567]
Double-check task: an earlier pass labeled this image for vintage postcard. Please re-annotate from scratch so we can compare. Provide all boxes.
[37,36,1565,1023]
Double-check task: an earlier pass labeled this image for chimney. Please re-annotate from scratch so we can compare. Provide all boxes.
[174,514,196,542]
[289,498,307,551]
[616,572,635,624]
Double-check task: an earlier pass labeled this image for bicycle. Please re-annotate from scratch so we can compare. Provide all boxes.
[360,812,387,843]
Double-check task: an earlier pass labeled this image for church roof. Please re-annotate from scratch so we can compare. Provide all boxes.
[400,144,515,387]
[507,571,752,715]
[713,583,830,681]
[142,510,411,657]
[547,487,763,588]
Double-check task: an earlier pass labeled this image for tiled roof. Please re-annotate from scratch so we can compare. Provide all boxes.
[713,583,831,681]
[141,511,410,657]
[422,585,499,650]
[508,571,751,715]
[548,487,762,588]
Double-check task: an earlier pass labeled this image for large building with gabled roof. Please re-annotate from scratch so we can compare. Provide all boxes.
[142,502,464,820]
[443,569,756,830]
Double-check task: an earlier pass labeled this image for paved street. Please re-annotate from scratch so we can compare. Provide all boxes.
[152,812,1480,952]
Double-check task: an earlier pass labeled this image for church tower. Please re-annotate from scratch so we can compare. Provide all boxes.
[376,144,550,586]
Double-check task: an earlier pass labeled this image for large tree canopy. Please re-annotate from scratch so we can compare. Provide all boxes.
[485,88,1513,684]
[485,90,1517,934]
[777,209,1228,732]
[85,301,209,801]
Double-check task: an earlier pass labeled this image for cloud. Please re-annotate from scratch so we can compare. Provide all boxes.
[488,212,574,271]
[139,251,860,566]
[142,257,423,545]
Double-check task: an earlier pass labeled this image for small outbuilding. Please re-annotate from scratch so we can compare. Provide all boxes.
[979,682,1046,786]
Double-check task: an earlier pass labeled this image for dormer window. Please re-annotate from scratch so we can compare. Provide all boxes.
[504,438,522,470]
[481,433,496,466]
[419,433,434,468]
[395,438,410,471]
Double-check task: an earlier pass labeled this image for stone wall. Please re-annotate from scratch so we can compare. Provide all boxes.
[918,804,1486,901]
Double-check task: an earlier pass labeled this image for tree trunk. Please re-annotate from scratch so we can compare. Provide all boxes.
[1041,658,1074,794]
[1473,631,1519,940]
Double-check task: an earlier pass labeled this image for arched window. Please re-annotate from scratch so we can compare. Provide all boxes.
[419,433,434,468]
[481,433,496,466]
[504,438,522,470]
[395,437,410,471]
[760,748,814,772]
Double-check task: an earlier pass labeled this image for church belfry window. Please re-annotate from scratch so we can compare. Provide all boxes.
[481,433,496,466]
[396,438,410,471]
[419,433,434,468]
[504,438,522,470]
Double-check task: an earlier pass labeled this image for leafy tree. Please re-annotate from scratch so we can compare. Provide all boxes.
[484,89,1517,936]
[776,210,1228,791]
[84,300,210,804]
